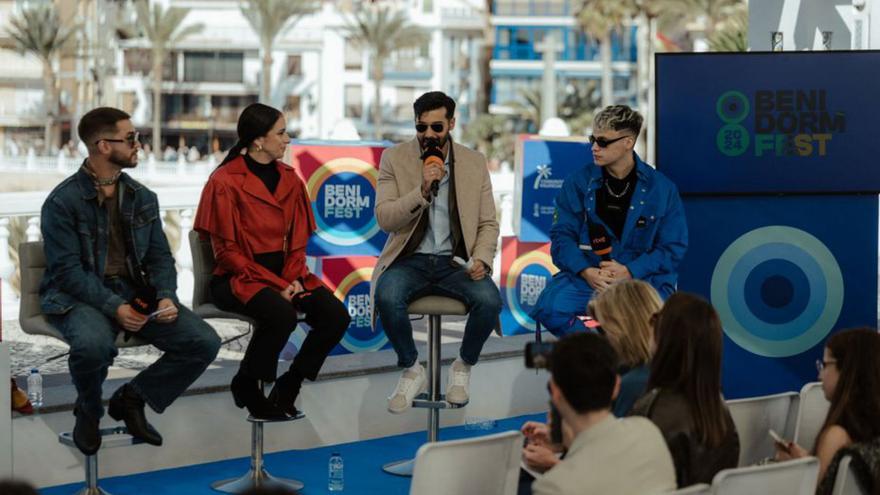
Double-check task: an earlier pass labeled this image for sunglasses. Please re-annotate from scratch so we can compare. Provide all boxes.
[589,134,632,148]
[96,132,140,147]
[415,123,445,133]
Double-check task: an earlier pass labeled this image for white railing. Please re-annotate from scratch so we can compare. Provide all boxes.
[0,169,517,320]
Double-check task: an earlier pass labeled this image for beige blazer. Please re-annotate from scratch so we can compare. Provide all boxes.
[370,138,499,326]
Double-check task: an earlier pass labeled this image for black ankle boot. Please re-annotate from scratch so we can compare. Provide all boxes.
[108,384,163,446]
[230,372,287,420]
[268,370,303,417]
[73,405,101,455]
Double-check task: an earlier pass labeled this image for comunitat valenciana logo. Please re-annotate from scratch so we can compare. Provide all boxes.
[716,90,846,158]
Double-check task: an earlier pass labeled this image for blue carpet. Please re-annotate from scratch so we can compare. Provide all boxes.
[41,413,544,495]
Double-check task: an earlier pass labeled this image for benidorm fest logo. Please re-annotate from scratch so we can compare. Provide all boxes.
[504,251,559,331]
[333,266,388,353]
[307,157,379,246]
[716,89,845,158]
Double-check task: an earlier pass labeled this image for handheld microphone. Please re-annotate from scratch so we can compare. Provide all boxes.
[421,138,444,198]
[588,222,613,261]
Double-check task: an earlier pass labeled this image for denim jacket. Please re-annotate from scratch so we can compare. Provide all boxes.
[39,165,178,317]
[550,153,688,298]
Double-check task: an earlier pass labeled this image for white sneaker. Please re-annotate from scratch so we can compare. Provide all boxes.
[446,359,471,405]
[387,364,426,414]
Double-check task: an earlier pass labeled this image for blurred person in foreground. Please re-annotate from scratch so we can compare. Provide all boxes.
[531,333,676,495]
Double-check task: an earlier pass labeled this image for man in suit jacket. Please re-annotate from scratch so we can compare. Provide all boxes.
[532,333,676,495]
[371,91,502,413]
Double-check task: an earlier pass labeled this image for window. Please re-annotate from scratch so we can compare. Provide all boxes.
[183,51,244,83]
[345,85,363,118]
[286,55,302,76]
[345,39,363,70]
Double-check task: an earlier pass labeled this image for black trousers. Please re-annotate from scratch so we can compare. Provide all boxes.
[211,277,350,382]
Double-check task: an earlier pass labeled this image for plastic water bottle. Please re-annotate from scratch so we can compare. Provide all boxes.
[27,368,43,409]
[328,452,344,491]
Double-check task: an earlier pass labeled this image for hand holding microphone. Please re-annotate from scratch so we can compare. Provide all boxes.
[421,138,445,199]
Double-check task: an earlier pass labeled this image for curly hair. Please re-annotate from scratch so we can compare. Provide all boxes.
[593,105,644,136]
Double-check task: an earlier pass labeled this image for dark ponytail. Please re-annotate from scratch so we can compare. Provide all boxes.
[218,103,284,167]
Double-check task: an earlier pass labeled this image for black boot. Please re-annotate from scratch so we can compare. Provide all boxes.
[73,405,101,455]
[230,372,287,420]
[268,370,303,417]
[108,384,163,446]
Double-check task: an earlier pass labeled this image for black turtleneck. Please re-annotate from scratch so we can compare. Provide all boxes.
[244,153,280,195]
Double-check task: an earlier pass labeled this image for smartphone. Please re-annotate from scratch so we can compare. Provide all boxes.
[148,305,174,321]
[768,429,789,448]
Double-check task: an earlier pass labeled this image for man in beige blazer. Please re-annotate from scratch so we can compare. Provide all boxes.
[371,91,501,413]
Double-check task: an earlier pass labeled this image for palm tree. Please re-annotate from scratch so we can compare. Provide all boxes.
[708,4,747,52]
[505,80,600,134]
[6,4,78,152]
[477,0,494,114]
[344,5,428,139]
[577,0,637,107]
[658,0,743,38]
[240,0,318,104]
[135,0,203,154]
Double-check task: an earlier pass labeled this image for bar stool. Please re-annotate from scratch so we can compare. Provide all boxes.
[189,232,309,493]
[18,241,149,495]
[211,382,306,493]
[383,295,469,477]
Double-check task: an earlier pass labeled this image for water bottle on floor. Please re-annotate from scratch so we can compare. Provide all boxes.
[27,368,43,409]
[328,452,344,491]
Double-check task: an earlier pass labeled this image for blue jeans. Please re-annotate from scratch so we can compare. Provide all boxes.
[49,278,221,419]
[530,271,595,337]
[375,254,502,368]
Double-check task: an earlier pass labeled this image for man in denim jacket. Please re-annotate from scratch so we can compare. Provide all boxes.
[40,107,220,454]
[532,105,688,336]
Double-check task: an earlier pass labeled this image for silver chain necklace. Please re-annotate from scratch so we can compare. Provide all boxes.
[605,180,630,199]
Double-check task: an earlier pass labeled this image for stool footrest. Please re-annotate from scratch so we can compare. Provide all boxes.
[59,427,145,449]
[412,393,468,409]
[246,411,306,424]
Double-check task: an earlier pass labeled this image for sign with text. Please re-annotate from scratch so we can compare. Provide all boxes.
[499,237,560,336]
[656,52,880,194]
[289,142,388,255]
[515,136,591,242]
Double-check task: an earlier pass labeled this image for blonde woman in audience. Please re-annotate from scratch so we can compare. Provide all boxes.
[588,279,662,416]
[630,292,740,488]
[775,328,880,493]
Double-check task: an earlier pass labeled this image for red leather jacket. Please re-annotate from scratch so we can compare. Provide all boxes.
[194,155,323,303]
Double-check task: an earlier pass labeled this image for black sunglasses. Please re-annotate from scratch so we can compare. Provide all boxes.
[589,134,632,148]
[415,123,445,133]
[96,132,140,147]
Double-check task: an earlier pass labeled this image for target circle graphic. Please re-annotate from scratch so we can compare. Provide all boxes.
[710,226,843,357]
[716,91,750,124]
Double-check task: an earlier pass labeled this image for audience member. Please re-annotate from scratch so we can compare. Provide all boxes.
[629,292,739,487]
[531,333,676,495]
[0,479,39,495]
[588,279,662,416]
[776,328,880,493]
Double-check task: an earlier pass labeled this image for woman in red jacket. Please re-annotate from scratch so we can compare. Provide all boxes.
[194,103,350,419]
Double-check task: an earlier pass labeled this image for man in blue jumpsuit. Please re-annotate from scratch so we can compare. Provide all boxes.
[531,105,688,336]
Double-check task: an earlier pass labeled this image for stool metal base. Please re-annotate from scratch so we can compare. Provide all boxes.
[59,426,143,495]
[71,487,112,495]
[211,470,304,494]
[382,458,415,477]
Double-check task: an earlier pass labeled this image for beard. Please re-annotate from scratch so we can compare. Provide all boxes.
[419,133,448,150]
[108,149,137,169]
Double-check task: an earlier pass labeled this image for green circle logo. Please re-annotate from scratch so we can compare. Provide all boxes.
[717,91,750,124]
[717,124,750,156]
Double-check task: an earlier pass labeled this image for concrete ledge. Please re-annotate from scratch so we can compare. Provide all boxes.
[15,333,537,415]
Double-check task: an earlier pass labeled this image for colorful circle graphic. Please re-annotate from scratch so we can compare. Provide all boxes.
[710,226,844,358]
[505,251,559,331]
[332,267,388,353]
[307,157,380,247]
